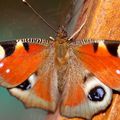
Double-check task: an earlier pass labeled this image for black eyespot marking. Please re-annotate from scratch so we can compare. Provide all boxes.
[23,43,29,51]
[88,86,106,102]
[16,80,31,90]
[1,41,16,57]
[93,43,98,52]
[105,42,119,57]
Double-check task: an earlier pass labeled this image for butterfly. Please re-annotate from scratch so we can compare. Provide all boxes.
[1,0,120,120]
[0,24,120,119]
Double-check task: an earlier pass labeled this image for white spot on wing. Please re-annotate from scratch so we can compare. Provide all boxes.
[6,69,10,73]
[116,69,120,75]
[0,62,4,68]
[0,46,5,60]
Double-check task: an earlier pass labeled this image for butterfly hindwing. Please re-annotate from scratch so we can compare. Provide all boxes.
[0,39,48,87]
[61,76,112,119]
[0,39,59,111]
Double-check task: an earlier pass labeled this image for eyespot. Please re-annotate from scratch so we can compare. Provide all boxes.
[88,86,105,101]
[82,75,112,118]
[16,73,37,91]
[17,80,31,90]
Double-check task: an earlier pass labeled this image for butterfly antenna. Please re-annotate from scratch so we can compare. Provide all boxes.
[68,16,87,40]
[22,0,58,34]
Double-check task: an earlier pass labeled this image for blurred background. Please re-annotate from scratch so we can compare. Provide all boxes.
[0,0,83,120]
[0,0,75,40]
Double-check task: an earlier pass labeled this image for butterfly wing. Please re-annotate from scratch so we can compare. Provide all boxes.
[74,40,120,91]
[60,48,112,119]
[0,39,59,111]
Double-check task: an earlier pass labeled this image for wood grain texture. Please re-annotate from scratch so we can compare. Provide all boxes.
[46,0,120,120]
[77,0,120,40]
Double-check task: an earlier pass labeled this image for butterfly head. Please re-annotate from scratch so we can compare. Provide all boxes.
[56,26,68,40]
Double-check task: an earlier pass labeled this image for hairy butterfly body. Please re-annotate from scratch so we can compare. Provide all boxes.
[1,26,120,119]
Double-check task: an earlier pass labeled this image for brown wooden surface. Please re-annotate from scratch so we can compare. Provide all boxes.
[46,0,120,120]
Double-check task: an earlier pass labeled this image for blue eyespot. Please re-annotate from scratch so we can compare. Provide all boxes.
[88,86,105,101]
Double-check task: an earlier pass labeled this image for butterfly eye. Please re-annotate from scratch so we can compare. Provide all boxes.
[88,86,105,101]
[16,73,37,91]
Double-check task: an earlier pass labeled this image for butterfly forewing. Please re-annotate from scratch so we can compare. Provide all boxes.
[74,39,120,90]
[0,39,48,87]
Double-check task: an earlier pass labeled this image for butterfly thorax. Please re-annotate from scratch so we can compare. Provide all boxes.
[55,27,69,66]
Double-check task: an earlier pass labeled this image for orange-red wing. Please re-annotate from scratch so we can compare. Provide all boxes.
[75,40,120,90]
[0,40,48,87]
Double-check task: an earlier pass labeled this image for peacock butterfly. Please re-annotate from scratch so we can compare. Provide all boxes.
[0,0,120,120]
